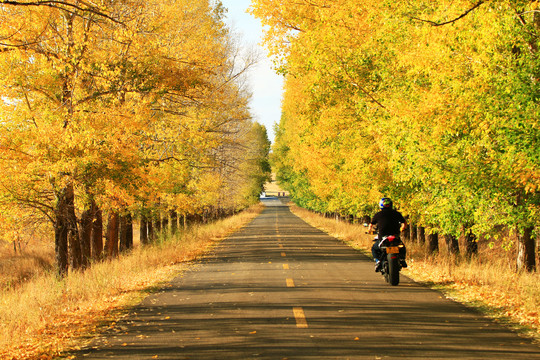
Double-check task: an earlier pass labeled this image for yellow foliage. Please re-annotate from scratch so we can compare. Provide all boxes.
[0,0,270,267]
[256,0,539,238]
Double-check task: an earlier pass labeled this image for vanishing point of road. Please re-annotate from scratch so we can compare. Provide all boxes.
[74,198,540,359]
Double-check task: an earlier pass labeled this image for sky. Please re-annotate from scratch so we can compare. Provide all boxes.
[220,0,284,144]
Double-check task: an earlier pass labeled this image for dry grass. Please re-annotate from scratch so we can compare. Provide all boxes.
[290,204,540,341]
[0,240,55,291]
[0,204,264,360]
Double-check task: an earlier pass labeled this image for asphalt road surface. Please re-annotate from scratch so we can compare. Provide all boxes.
[74,198,540,359]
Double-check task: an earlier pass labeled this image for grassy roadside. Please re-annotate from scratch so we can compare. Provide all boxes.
[289,204,540,342]
[0,204,264,360]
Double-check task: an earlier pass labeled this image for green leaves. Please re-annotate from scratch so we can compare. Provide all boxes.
[257,0,539,240]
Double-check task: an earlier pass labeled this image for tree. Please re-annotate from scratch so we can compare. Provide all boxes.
[253,0,539,271]
[0,0,270,274]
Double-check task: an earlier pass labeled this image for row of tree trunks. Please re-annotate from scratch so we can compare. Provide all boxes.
[406,224,461,256]
[363,209,534,272]
[138,207,237,243]
[55,195,136,275]
[139,210,184,245]
[78,199,104,268]
[54,194,244,276]
[328,210,534,272]
[407,223,537,272]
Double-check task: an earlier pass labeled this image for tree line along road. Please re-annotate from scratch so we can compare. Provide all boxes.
[72,198,540,359]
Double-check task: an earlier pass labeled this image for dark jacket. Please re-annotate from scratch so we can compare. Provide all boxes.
[370,207,406,237]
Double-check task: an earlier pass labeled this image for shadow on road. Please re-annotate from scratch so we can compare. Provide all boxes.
[71,203,540,360]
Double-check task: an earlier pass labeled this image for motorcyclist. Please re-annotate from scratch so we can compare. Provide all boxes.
[367,197,407,272]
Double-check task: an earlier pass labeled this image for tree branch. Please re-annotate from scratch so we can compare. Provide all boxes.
[409,1,487,27]
[0,0,124,25]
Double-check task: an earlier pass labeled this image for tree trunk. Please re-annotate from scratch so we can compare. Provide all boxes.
[140,213,148,245]
[162,213,169,236]
[105,211,119,257]
[148,220,154,243]
[516,226,536,272]
[401,218,410,241]
[62,184,81,270]
[154,212,162,236]
[119,214,127,252]
[54,182,83,275]
[79,207,93,268]
[91,203,103,259]
[170,210,178,234]
[417,226,425,245]
[444,234,460,255]
[119,212,133,252]
[54,186,70,277]
[126,213,133,249]
[427,232,439,254]
[410,223,417,243]
[465,231,478,258]
[401,230,409,241]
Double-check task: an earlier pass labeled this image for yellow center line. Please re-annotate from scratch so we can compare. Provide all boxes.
[293,307,308,328]
[283,264,289,270]
[286,278,295,287]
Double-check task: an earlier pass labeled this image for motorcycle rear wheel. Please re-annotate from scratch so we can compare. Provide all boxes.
[387,254,400,286]
[382,261,389,283]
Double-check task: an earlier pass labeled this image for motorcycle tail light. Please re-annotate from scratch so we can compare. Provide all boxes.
[388,235,395,242]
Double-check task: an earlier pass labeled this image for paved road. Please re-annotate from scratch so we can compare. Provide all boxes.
[74,199,540,359]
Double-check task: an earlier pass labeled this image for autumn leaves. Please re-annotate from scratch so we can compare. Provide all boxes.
[252,1,539,270]
[0,1,271,274]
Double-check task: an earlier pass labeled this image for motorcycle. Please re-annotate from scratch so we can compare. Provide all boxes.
[375,235,406,286]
